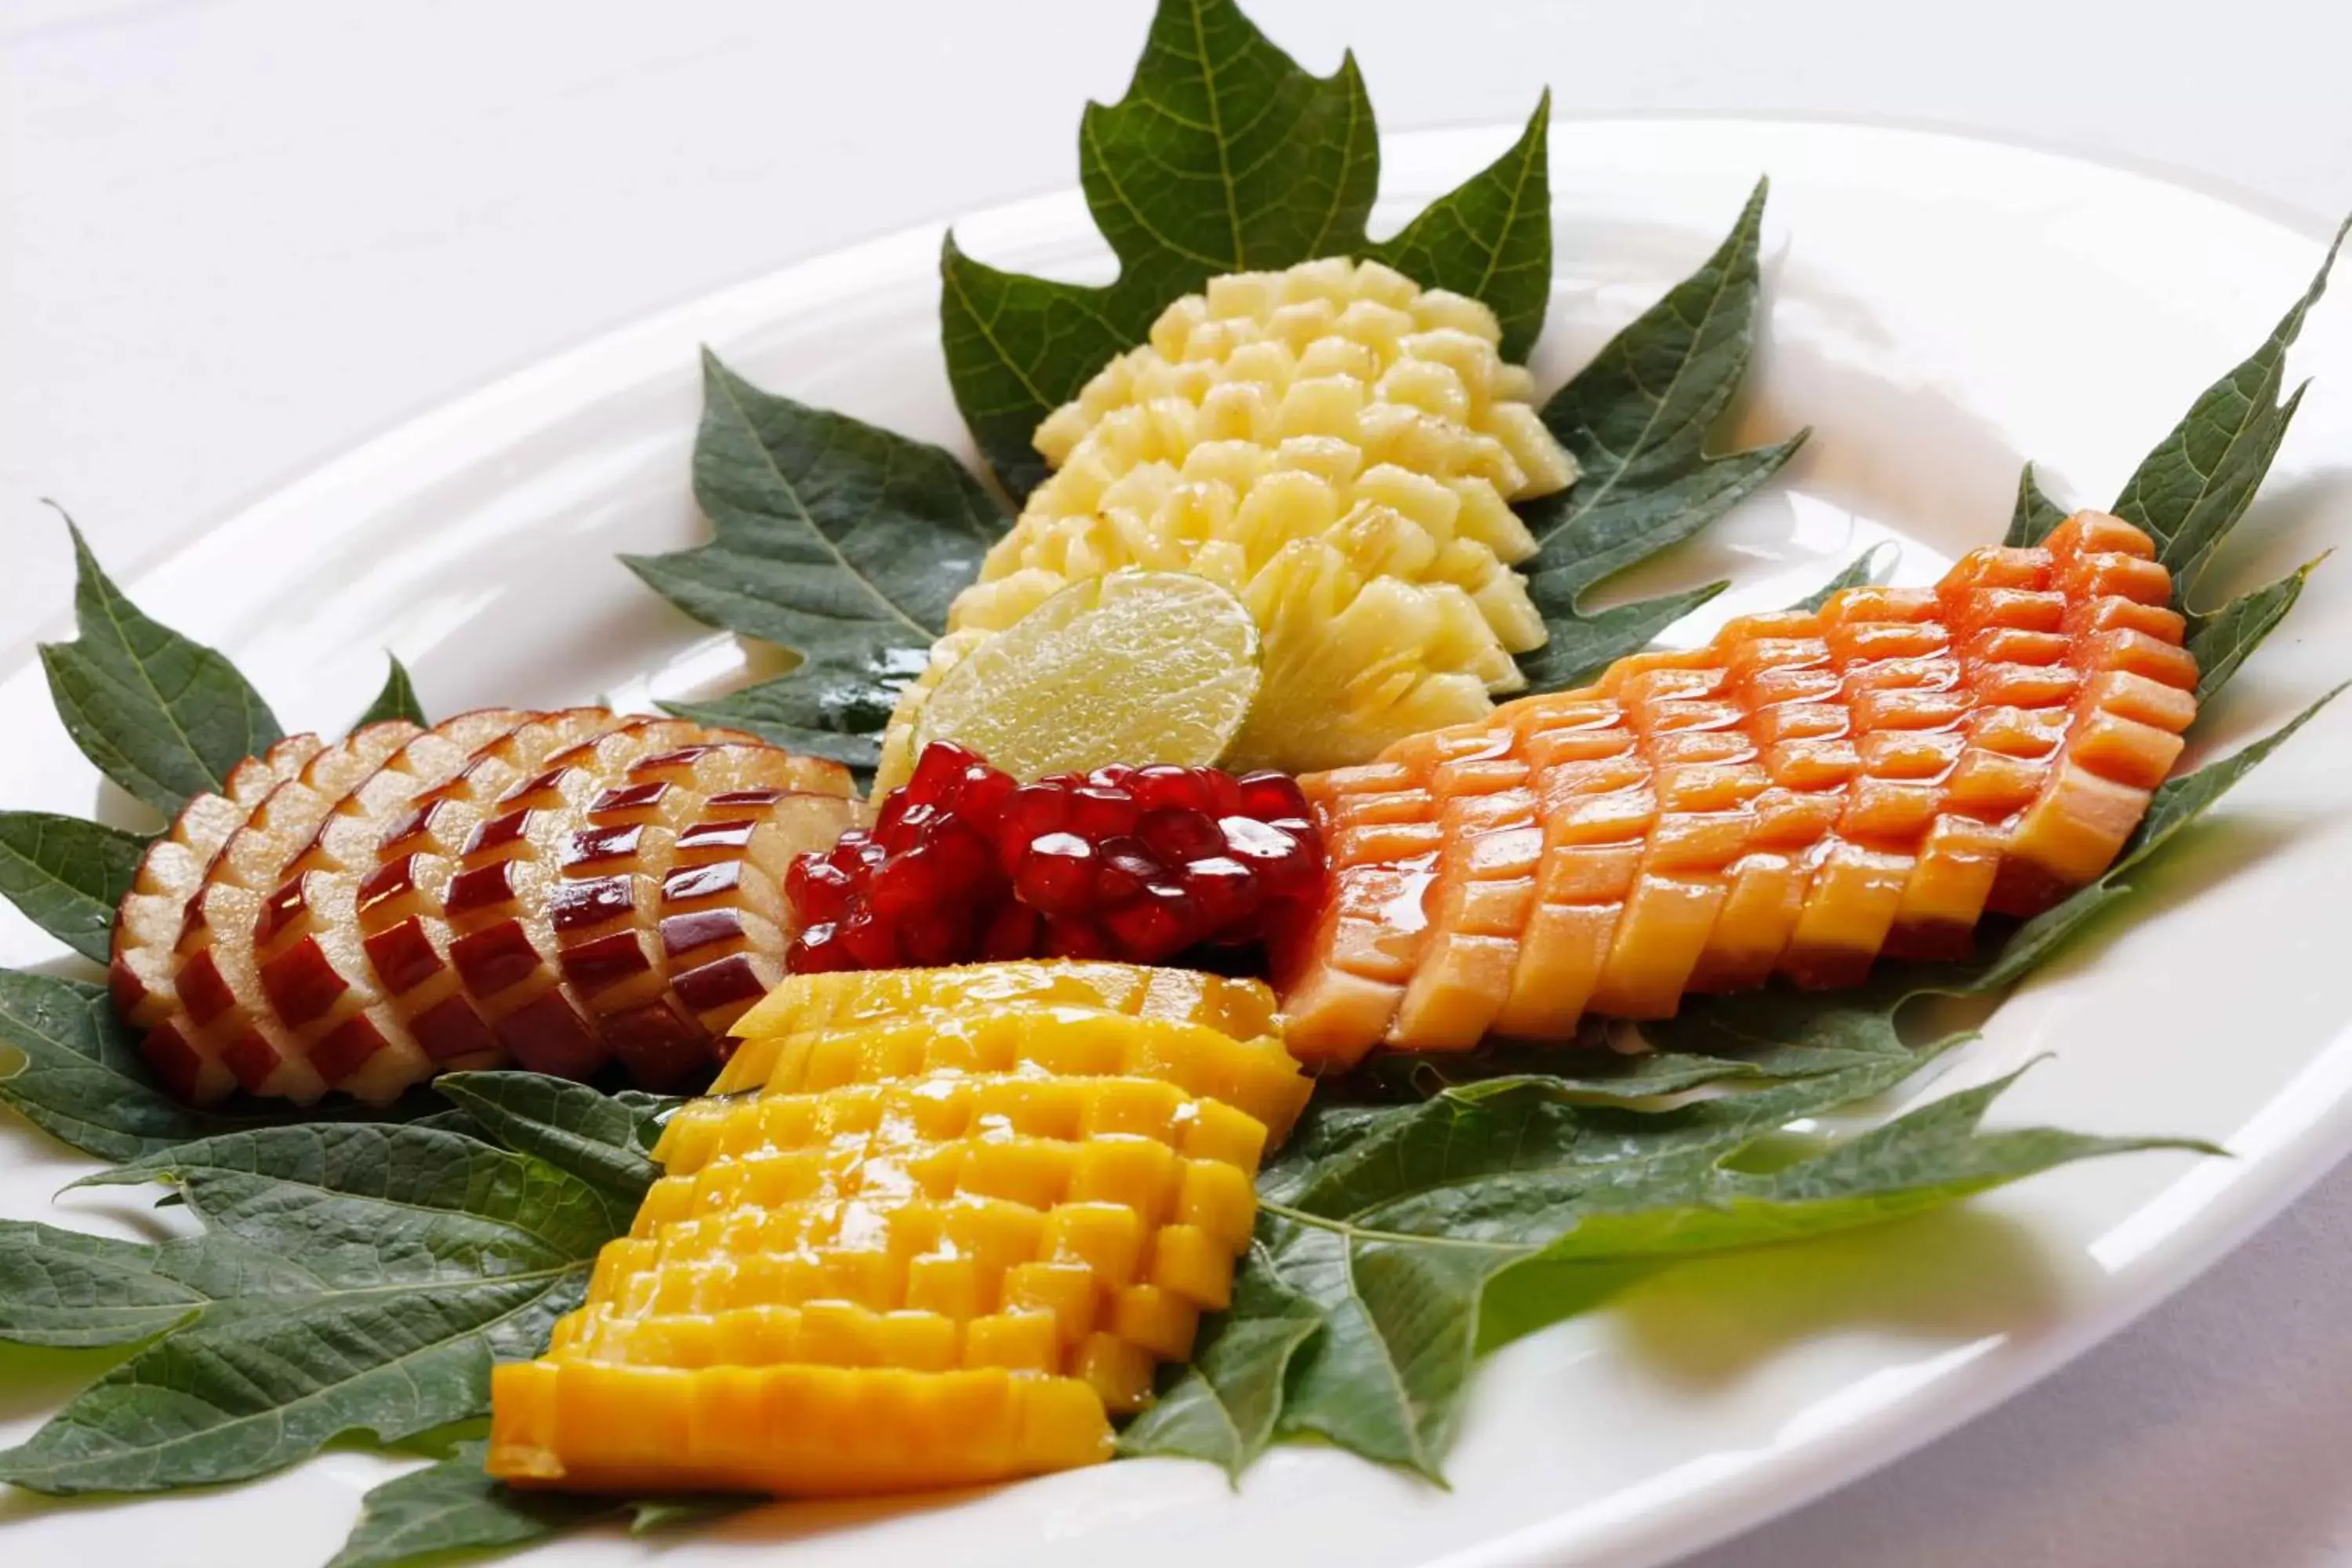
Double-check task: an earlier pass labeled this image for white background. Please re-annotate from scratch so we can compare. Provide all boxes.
[7,2,2352,1563]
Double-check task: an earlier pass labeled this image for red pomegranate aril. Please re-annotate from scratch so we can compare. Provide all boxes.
[782,739,1327,975]
[1137,806,1223,866]
[1128,764,1217,814]
[907,740,980,806]
[786,857,855,923]
[951,765,1016,827]
[837,909,900,969]
[1067,786,1140,840]
[1178,855,1261,930]
[898,908,970,967]
[1104,883,1194,963]
[981,901,1042,960]
[1239,771,1311,822]
[1014,832,1097,916]
[996,785,1072,871]
[1046,915,1112,959]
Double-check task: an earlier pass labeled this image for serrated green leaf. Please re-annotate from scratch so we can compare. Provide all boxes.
[0,811,147,962]
[2187,557,2324,704]
[1788,541,1897,615]
[0,1221,209,1348]
[0,1122,626,1494]
[2004,462,2070,548]
[1133,1043,2182,1480]
[942,0,1551,496]
[326,1443,742,1568]
[326,1443,618,1568]
[37,523,283,818]
[1365,92,1552,361]
[942,0,1377,495]
[1116,1254,1322,1476]
[357,655,426,728]
[1515,180,1806,693]
[2113,219,2344,594]
[432,1073,673,1207]
[0,970,445,1162]
[626,352,1007,764]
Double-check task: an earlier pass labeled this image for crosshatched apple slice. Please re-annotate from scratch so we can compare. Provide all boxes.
[442,719,756,1083]
[551,746,861,1087]
[664,788,869,1040]
[252,707,535,1103]
[165,721,424,1102]
[112,734,323,1103]
[356,707,630,1073]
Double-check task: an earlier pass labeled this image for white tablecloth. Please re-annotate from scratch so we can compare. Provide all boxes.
[7,2,2352,1562]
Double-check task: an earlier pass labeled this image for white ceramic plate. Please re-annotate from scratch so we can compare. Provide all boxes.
[3,119,2350,1568]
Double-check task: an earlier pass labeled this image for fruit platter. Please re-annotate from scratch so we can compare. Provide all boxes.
[5,4,2351,1566]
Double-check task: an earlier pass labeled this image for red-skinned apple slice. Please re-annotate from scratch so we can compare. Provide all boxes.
[546,743,861,1087]
[162,721,423,1103]
[112,735,323,1102]
[663,787,868,1036]
[252,708,534,1103]
[441,718,744,1080]
[354,708,628,1072]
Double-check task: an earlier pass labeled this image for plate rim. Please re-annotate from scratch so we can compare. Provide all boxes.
[6,114,2348,1568]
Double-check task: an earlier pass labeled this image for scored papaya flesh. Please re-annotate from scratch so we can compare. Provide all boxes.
[1276,511,2200,1066]
[488,962,1301,1497]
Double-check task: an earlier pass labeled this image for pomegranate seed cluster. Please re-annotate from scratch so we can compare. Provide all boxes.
[785,742,1325,973]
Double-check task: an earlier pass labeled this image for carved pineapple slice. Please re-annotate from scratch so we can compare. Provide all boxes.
[876,256,1578,786]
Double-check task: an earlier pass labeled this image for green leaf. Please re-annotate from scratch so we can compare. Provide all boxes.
[2187,557,2324,704]
[357,655,427,728]
[0,970,447,1162]
[326,1444,617,1568]
[0,1122,627,1494]
[1116,1255,1322,1476]
[2112,219,2344,595]
[626,352,1007,767]
[1132,1043,2185,1480]
[2004,462,2070,548]
[326,1443,745,1568]
[1515,180,1807,692]
[942,0,1378,495]
[0,1221,209,1348]
[941,0,1552,495]
[1788,541,1897,615]
[432,1073,673,1207]
[37,522,283,818]
[1365,92,1552,361]
[0,811,147,963]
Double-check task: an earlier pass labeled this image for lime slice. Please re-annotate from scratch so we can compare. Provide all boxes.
[911,570,1261,781]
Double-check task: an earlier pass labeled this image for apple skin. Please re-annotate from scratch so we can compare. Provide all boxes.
[550,875,635,934]
[364,918,445,997]
[660,909,746,960]
[561,929,653,998]
[564,823,644,870]
[312,1013,390,1086]
[586,782,666,822]
[496,989,609,1080]
[664,861,744,906]
[140,1018,211,1103]
[178,948,237,1028]
[451,919,543,999]
[605,1002,708,1092]
[260,935,350,1028]
[220,1029,284,1094]
[411,993,500,1063]
[674,953,773,1024]
[445,861,521,919]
